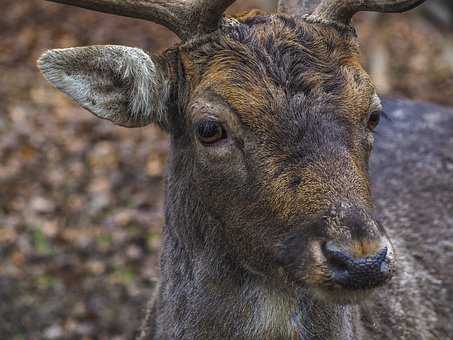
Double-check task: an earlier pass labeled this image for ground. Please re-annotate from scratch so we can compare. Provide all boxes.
[0,1,452,339]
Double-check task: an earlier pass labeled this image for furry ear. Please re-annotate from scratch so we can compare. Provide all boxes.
[38,45,171,128]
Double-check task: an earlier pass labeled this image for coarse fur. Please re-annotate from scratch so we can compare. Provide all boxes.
[37,6,453,340]
[138,15,452,339]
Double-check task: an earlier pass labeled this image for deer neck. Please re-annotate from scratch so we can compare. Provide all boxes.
[158,227,356,339]
[155,168,357,339]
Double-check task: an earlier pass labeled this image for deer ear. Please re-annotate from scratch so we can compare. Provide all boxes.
[38,45,171,128]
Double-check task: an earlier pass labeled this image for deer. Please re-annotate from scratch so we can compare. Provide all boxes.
[37,0,453,339]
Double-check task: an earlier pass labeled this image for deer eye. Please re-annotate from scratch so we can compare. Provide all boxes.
[195,119,227,145]
[367,110,382,131]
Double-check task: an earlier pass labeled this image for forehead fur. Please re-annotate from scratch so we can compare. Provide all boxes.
[178,14,374,219]
[181,14,375,132]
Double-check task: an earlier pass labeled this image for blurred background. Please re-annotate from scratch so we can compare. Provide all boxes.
[0,0,452,339]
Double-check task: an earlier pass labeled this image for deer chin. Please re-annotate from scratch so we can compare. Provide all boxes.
[309,285,379,305]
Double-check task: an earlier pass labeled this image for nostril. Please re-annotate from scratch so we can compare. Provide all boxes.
[322,241,352,274]
[322,241,351,265]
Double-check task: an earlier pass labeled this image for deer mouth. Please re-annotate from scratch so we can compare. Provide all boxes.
[303,239,396,304]
[279,236,396,304]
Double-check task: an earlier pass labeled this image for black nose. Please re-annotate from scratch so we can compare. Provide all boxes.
[322,241,392,290]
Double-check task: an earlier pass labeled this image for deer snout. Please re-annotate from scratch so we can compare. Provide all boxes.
[322,241,393,290]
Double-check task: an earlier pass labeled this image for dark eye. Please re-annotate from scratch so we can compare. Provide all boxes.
[367,110,382,131]
[195,119,227,145]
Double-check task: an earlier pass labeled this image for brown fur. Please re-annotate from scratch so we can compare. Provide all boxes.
[38,5,451,339]
[139,14,399,338]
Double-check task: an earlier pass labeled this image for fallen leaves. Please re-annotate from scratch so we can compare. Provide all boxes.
[1,1,452,339]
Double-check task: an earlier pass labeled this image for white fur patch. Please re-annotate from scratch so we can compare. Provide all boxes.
[38,45,169,128]
[243,285,298,339]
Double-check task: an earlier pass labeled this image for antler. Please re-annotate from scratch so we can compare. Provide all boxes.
[313,0,425,25]
[44,0,236,40]
[278,0,322,16]
[278,0,426,25]
[312,0,427,25]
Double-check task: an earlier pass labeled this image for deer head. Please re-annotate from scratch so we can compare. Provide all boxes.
[38,0,426,304]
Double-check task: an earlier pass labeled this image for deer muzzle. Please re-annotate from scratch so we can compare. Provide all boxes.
[278,202,396,299]
[322,241,393,290]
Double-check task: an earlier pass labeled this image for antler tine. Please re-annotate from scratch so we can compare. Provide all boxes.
[44,0,237,40]
[312,0,427,26]
[278,0,322,16]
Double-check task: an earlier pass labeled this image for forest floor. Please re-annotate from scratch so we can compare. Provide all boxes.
[1,1,452,339]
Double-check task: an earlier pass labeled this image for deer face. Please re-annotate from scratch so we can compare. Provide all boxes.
[38,0,425,304]
[179,17,393,302]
